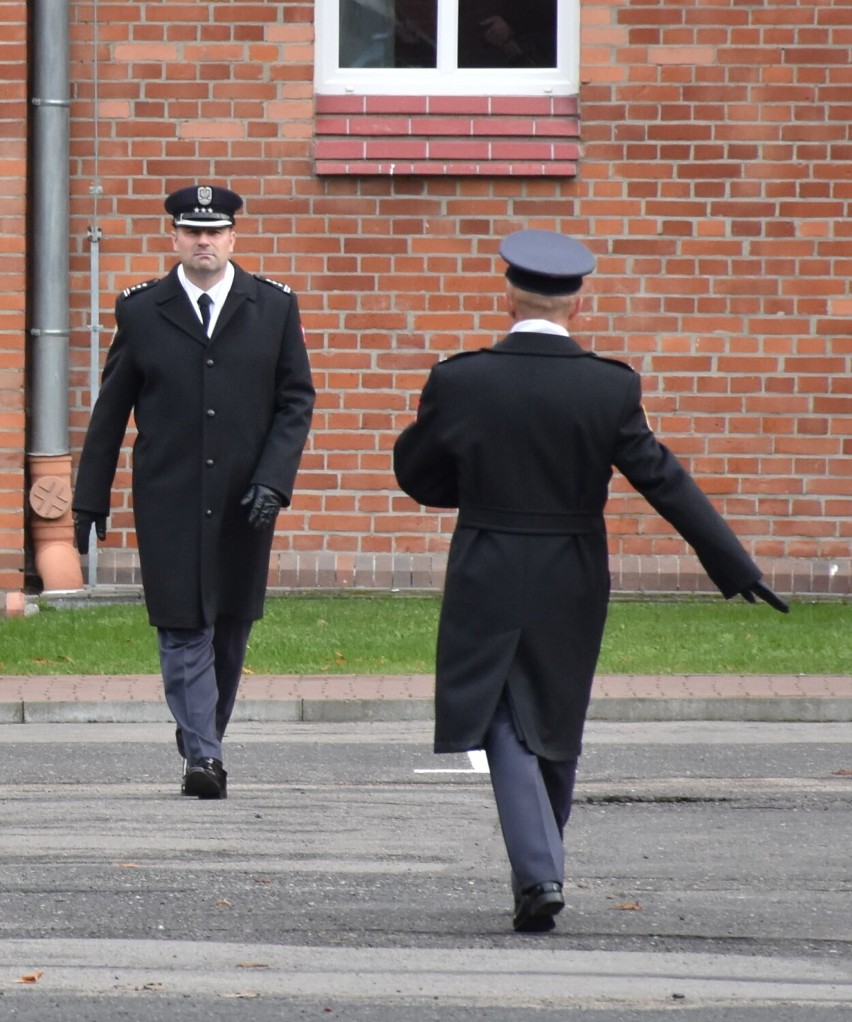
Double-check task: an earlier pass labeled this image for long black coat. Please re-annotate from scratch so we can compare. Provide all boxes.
[393,332,762,760]
[73,262,315,629]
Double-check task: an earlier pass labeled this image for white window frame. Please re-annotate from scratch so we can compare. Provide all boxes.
[315,0,580,96]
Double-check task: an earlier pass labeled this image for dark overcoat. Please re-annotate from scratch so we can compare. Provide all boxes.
[73,262,315,629]
[393,332,762,760]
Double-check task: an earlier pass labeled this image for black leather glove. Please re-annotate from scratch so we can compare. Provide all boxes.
[740,580,789,614]
[73,510,107,555]
[240,484,283,530]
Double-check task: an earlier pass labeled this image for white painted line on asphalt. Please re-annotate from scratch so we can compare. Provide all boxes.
[414,749,490,774]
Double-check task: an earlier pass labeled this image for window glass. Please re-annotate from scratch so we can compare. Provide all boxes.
[339,0,438,69]
[458,0,556,69]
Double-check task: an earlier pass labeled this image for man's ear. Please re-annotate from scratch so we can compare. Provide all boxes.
[568,294,582,320]
[505,285,518,319]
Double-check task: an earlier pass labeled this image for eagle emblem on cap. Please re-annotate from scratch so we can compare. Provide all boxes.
[197,186,213,206]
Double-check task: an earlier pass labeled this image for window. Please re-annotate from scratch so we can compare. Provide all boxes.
[315,0,579,96]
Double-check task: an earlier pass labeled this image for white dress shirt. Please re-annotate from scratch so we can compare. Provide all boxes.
[510,318,571,337]
[177,261,235,336]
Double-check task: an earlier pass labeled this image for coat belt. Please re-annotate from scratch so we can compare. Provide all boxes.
[457,506,603,534]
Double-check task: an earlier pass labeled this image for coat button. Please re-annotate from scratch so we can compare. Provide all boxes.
[206,459,214,467]
[206,408,215,417]
[205,509,213,517]
[206,359,214,367]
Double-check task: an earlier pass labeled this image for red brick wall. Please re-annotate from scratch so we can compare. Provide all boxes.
[579,0,851,597]
[0,3,27,594]
[2,1,850,600]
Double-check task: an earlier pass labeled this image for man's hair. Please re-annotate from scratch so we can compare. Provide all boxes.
[507,283,578,318]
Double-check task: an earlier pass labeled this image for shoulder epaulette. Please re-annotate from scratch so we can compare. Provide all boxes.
[119,278,160,300]
[254,273,291,294]
[591,353,636,372]
[440,348,487,364]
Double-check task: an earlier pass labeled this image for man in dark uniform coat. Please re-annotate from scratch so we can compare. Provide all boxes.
[73,185,315,799]
[393,229,787,931]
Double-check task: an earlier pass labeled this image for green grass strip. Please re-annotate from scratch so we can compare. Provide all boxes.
[0,595,848,676]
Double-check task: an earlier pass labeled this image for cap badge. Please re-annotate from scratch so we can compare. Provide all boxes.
[197,186,212,207]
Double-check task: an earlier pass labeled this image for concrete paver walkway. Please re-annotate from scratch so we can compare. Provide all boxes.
[1,672,850,724]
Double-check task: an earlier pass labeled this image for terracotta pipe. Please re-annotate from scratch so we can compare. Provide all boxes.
[27,453,84,592]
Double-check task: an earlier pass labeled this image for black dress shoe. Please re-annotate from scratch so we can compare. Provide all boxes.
[513,881,564,932]
[182,758,227,799]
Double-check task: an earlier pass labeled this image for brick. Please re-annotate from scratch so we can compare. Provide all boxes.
[422,97,488,118]
[113,43,180,61]
[649,46,716,65]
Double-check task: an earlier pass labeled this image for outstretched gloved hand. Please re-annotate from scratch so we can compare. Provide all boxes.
[73,511,107,555]
[240,484,283,530]
[740,580,789,613]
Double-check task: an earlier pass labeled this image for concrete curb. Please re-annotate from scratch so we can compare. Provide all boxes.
[586,696,852,724]
[3,698,852,726]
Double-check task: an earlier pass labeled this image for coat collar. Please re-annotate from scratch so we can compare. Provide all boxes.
[491,332,588,357]
[155,261,256,344]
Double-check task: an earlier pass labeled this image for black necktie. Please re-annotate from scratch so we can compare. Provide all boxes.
[198,293,213,335]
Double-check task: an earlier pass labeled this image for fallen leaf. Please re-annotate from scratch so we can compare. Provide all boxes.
[215,898,232,909]
[16,971,44,984]
[254,877,273,884]
[832,769,852,776]
[237,962,271,970]
[118,862,139,868]
[613,901,642,911]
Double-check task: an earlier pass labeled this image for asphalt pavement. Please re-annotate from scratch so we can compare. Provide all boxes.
[0,715,850,1020]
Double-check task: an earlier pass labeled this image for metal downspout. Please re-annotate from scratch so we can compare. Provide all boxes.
[86,0,104,587]
[27,0,84,592]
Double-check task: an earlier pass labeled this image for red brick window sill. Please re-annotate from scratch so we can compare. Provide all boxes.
[314,94,580,177]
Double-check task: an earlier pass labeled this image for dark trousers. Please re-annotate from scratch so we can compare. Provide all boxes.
[483,693,578,895]
[157,617,253,765]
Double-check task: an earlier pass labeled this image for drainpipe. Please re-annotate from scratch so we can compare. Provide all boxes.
[27,0,84,592]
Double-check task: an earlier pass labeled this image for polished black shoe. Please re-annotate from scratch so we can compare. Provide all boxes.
[182,758,227,799]
[513,881,564,932]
